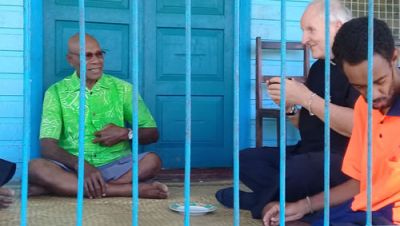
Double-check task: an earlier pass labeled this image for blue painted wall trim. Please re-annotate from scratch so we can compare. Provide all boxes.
[239,0,251,149]
[30,0,43,159]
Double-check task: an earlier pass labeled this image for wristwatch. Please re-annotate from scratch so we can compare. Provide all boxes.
[286,105,298,116]
[128,128,133,140]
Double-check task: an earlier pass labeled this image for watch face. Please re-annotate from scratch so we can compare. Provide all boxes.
[128,129,133,140]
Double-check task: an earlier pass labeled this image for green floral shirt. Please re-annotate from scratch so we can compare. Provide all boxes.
[40,72,157,167]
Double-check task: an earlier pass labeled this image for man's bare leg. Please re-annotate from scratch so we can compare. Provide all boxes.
[138,152,162,181]
[0,187,14,209]
[106,153,168,198]
[28,159,80,197]
[104,182,168,199]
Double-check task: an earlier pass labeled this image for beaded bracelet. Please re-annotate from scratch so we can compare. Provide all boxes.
[305,196,314,214]
[308,93,317,116]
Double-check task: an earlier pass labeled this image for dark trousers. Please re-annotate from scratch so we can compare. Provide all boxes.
[306,199,393,225]
[239,147,349,219]
[0,158,16,186]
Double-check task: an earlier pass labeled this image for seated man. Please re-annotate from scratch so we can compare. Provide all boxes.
[215,0,359,219]
[263,17,400,225]
[0,158,16,208]
[29,33,168,199]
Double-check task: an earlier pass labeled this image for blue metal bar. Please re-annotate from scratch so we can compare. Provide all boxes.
[130,0,140,225]
[324,0,331,226]
[279,1,287,225]
[233,0,240,225]
[21,0,31,225]
[366,1,374,225]
[76,1,87,225]
[184,0,192,225]
[323,1,331,225]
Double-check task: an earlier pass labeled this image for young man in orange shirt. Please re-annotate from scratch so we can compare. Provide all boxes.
[263,17,400,225]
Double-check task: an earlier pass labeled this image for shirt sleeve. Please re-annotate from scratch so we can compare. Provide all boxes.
[123,84,157,128]
[40,86,63,140]
[342,97,365,180]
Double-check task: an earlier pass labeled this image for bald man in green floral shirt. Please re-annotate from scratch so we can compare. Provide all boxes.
[29,33,169,199]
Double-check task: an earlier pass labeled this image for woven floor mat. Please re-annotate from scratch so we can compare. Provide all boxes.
[0,182,262,226]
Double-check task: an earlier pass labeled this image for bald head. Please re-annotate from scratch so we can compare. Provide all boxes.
[66,33,105,88]
[68,33,100,53]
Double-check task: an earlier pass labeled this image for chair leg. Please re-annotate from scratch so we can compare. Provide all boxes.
[276,117,280,147]
[256,115,262,148]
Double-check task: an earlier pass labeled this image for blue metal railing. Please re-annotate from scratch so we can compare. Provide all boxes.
[366,1,374,225]
[279,1,287,225]
[323,1,331,225]
[183,0,192,225]
[76,1,87,225]
[233,0,241,225]
[130,0,140,225]
[21,0,32,225]
[20,0,378,225]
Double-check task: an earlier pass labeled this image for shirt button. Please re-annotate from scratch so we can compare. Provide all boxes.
[92,112,96,116]
[379,133,383,138]
[90,91,93,95]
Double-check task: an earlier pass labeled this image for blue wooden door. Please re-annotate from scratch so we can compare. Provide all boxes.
[143,0,234,168]
[43,0,132,89]
[44,0,234,168]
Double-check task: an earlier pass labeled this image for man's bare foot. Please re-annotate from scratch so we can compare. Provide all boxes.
[139,181,169,199]
[28,184,50,196]
[0,187,15,209]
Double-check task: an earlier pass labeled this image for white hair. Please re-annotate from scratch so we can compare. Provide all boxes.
[307,0,352,23]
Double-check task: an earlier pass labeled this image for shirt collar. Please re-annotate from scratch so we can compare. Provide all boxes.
[68,71,109,91]
[387,95,400,116]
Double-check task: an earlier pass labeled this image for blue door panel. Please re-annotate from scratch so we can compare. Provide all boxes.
[144,0,233,168]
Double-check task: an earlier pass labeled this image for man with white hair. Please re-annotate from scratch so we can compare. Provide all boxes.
[215,0,359,220]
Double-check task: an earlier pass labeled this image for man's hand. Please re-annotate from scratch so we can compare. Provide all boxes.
[266,77,311,107]
[262,201,280,226]
[262,199,310,226]
[93,124,129,146]
[74,162,107,199]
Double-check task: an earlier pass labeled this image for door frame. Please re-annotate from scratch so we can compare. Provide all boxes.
[29,0,251,158]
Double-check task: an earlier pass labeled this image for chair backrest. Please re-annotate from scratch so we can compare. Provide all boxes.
[255,37,310,147]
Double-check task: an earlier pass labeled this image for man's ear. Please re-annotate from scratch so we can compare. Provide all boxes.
[334,20,343,30]
[66,54,73,67]
[392,48,399,66]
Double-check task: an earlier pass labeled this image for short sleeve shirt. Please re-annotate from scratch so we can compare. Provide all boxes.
[298,59,359,154]
[40,72,156,167]
[342,95,400,224]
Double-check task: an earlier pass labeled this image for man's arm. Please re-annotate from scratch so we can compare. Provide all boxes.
[267,77,354,137]
[93,124,159,146]
[302,91,354,137]
[139,127,159,144]
[263,178,360,225]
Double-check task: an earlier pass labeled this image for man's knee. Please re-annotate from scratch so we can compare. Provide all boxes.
[142,152,162,171]
[29,159,56,181]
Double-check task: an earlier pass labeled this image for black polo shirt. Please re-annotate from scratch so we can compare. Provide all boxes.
[297,59,360,155]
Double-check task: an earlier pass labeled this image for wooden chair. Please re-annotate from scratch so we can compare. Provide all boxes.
[255,37,310,148]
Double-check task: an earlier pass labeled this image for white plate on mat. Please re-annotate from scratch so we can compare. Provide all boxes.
[169,202,217,216]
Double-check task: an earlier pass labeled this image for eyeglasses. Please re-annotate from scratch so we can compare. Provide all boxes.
[68,50,106,61]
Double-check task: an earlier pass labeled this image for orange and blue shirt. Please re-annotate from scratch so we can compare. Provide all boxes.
[342,94,400,223]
